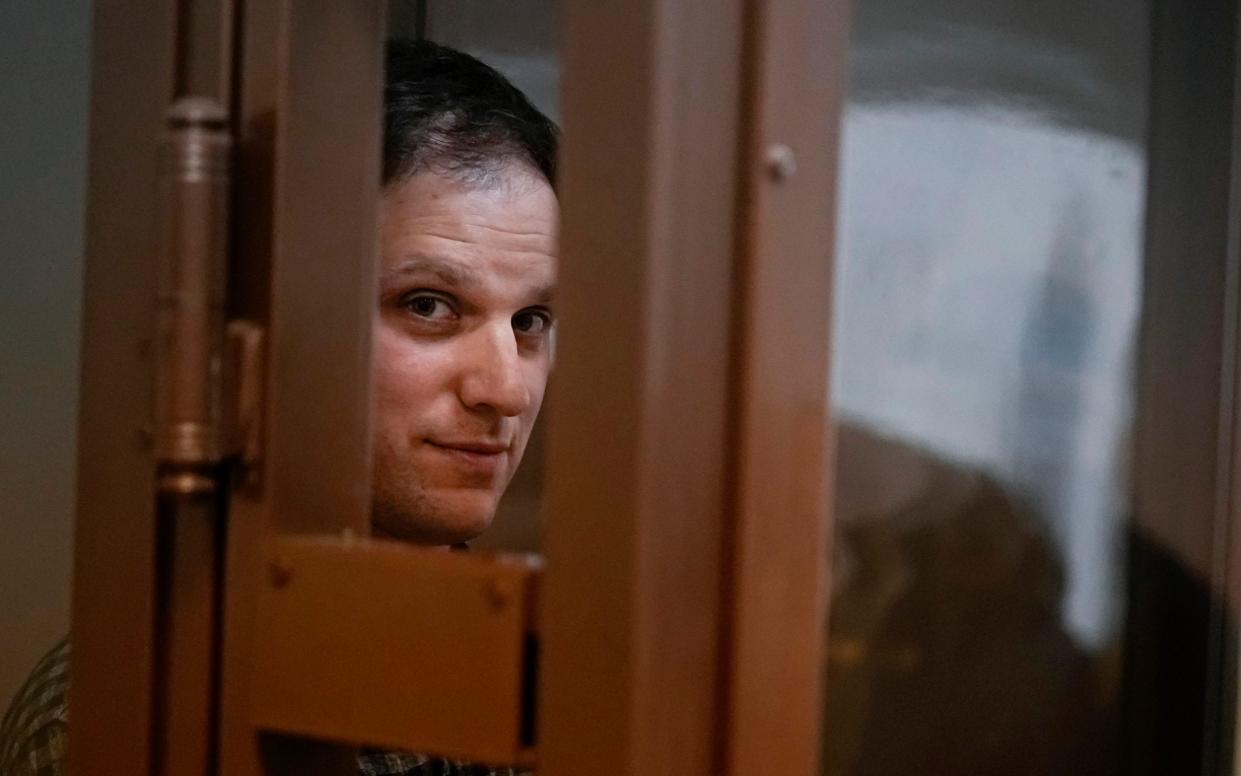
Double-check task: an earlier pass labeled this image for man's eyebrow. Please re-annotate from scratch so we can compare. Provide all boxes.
[530,281,557,306]
[384,254,482,287]
[386,253,558,305]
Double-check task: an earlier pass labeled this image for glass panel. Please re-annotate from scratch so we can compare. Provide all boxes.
[387,0,560,553]
[825,1,1150,773]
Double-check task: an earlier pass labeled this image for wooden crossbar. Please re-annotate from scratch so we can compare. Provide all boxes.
[249,538,539,767]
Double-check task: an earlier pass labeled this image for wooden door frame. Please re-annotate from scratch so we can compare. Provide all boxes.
[70,2,387,774]
[70,1,849,774]
[1127,1,1241,774]
[217,2,387,774]
[69,1,178,771]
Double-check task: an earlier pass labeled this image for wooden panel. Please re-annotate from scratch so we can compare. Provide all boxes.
[540,1,745,774]
[250,538,537,766]
[68,2,178,773]
[723,1,849,774]
[1229,4,1241,756]
[154,497,223,776]
[1133,0,1238,595]
[217,2,386,775]
[175,0,237,102]
[262,0,384,537]
[1213,1,1241,772]
[1125,0,1241,773]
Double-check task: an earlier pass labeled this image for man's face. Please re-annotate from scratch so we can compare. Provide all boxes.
[372,163,558,545]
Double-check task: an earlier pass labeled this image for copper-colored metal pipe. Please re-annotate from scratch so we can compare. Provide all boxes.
[155,96,231,495]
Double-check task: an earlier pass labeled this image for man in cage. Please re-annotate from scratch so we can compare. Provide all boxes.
[0,39,558,776]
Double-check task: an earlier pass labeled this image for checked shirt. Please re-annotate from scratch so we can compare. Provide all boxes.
[0,640,530,776]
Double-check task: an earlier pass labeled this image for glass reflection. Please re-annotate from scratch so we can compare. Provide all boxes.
[826,0,1148,773]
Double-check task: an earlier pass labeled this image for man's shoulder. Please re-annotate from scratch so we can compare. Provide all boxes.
[0,637,71,776]
[358,748,529,775]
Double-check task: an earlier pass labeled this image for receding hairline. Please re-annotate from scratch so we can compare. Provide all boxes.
[383,39,559,189]
[382,155,557,197]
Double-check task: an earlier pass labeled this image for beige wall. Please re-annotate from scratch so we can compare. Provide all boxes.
[0,0,91,708]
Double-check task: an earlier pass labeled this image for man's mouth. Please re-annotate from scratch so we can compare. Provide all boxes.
[424,439,509,474]
[428,440,508,455]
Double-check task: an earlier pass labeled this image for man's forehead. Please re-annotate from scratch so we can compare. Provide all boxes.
[384,252,557,302]
[382,168,557,241]
[382,164,558,220]
[379,167,558,300]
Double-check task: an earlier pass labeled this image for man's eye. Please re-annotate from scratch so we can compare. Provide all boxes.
[402,293,455,321]
[513,309,552,335]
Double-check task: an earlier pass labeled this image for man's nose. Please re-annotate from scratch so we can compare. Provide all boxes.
[458,321,530,417]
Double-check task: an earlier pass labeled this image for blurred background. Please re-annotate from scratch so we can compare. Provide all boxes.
[0,0,91,709]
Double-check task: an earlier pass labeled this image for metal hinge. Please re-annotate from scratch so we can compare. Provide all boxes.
[154,97,263,495]
[225,318,265,489]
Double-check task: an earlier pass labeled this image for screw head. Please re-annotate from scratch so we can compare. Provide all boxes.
[765,143,797,181]
[267,558,293,589]
[484,580,513,611]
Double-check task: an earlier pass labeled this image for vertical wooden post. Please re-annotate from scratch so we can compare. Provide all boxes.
[723,1,850,774]
[539,1,746,773]
[217,2,386,775]
[1128,1,1241,773]
[68,2,178,773]
[542,0,849,774]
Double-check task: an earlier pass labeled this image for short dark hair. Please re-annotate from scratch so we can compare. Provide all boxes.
[384,39,558,188]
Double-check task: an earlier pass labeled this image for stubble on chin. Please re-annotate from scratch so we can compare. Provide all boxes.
[370,472,498,546]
